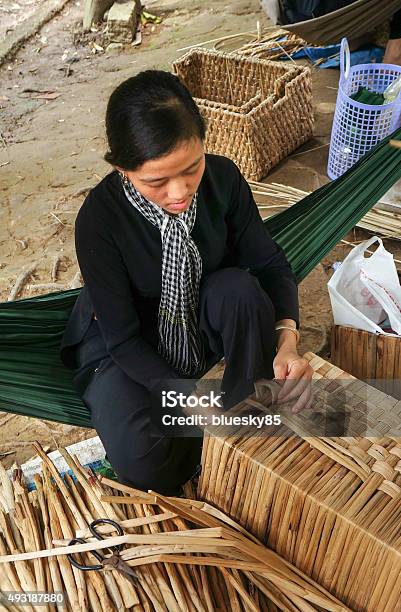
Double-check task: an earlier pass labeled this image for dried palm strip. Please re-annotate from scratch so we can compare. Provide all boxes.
[86,581,103,612]
[43,466,98,610]
[75,512,177,538]
[154,503,209,612]
[0,491,8,514]
[141,504,204,612]
[136,581,153,612]
[139,570,169,612]
[98,477,158,502]
[33,475,65,612]
[219,566,259,612]
[152,494,349,610]
[138,507,194,612]
[65,477,138,609]
[13,474,48,608]
[55,452,138,611]
[0,463,23,553]
[99,477,262,544]
[0,533,235,560]
[57,449,109,520]
[37,443,134,609]
[198,565,216,611]
[33,442,86,530]
[45,472,88,611]
[121,543,236,561]
[63,474,94,525]
[0,534,34,612]
[244,571,300,612]
[45,483,80,611]
[0,461,14,513]
[127,555,348,612]
[219,564,242,611]
[0,512,37,591]
[176,29,259,53]
[130,502,182,612]
[60,475,116,612]
[76,460,126,522]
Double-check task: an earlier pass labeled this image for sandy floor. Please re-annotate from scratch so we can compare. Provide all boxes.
[1,0,400,469]
[0,0,50,41]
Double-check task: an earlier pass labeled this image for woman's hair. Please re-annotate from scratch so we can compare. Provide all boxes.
[104,70,206,170]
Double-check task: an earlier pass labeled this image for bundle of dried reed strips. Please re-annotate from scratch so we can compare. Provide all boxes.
[233,32,307,61]
[0,441,349,611]
[251,180,401,240]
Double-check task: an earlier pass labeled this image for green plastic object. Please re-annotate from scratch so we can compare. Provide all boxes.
[1,127,401,427]
[350,86,385,106]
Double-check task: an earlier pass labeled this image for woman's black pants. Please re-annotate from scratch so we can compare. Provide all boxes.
[71,268,276,495]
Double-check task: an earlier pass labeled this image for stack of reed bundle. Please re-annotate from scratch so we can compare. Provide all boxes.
[0,441,349,611]
[250,180,401,240]
[199,352,401,612]
[331,325,401,398]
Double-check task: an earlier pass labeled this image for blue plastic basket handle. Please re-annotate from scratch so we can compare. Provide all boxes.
[340,38,351,81]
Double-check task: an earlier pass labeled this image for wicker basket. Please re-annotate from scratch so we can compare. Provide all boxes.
[331,324,401,398]
[173,48,314,181]
[198,352,401,611]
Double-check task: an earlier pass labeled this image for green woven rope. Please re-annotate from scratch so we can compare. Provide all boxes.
[1,128,401,427]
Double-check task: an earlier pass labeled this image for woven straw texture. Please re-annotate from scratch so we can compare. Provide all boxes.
[199,352,401,612]
[331,324,401,399]
[173,49,314,181]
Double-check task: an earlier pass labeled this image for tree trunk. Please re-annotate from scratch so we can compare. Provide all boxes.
[83,0,114,30]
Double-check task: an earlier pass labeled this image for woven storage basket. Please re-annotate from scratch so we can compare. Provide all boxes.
[331,324,401,399]
[173,49,314,181]
[199,352,401,611]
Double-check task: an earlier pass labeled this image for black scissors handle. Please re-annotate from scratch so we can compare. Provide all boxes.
[89,518,124,553]
[67,537,104,571]
[67,519,124,571]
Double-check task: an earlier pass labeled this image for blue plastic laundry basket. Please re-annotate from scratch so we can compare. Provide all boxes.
[327,38,401,180]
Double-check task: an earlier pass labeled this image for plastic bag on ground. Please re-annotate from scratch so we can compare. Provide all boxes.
[328,236,401,336]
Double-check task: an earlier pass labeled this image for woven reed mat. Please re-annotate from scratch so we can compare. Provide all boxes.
[0,442,349,611]
[199,352,401,612]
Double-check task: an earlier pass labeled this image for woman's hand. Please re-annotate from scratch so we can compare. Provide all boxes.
[273,349,313,413]
[272,321,313,414]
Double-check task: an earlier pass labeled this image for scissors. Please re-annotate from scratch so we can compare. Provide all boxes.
[67,518,139,583]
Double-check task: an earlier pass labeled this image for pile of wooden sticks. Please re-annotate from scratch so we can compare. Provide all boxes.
[0,441,349,611]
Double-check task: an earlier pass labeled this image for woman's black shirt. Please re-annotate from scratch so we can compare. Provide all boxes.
[73,153,299,395]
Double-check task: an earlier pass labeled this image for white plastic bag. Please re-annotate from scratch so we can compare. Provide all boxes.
[328,236,401,336]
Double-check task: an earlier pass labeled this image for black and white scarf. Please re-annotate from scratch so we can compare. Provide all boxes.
[121,177,206,376]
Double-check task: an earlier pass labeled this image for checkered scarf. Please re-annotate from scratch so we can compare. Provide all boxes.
[121,177,206,376]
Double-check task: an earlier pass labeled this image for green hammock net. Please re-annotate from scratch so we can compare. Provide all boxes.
[2,130,401,428]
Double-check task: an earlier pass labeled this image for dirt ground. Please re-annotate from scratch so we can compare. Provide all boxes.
[1,0,400,469]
